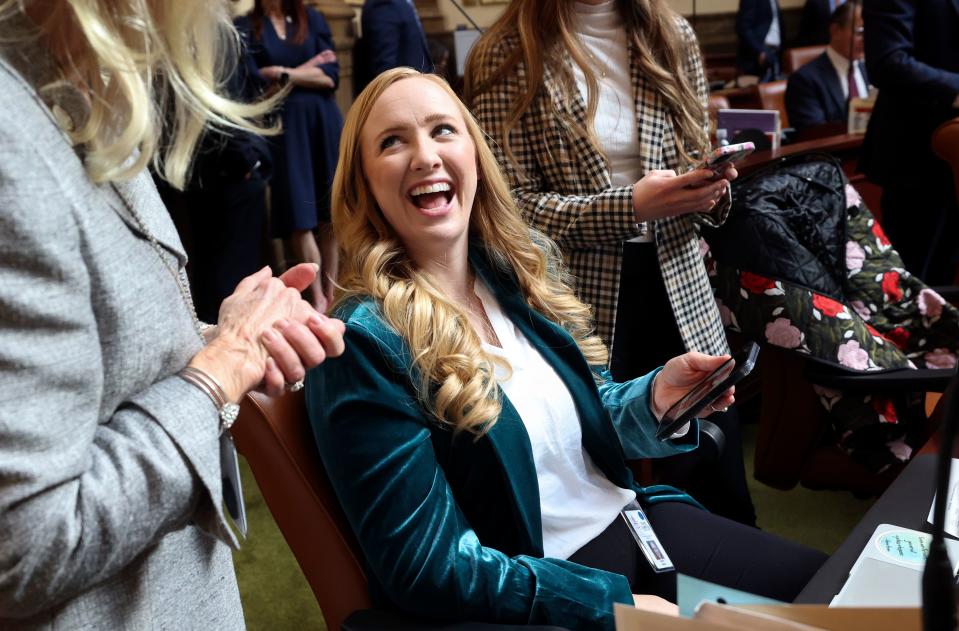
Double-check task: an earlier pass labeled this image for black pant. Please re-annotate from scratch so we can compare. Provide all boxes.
[880,180,959,286]
[569,502,827,603]
[611,241,757,526]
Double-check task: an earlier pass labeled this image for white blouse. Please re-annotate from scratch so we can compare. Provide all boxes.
[570,0,651,242]
[474,280,636,560]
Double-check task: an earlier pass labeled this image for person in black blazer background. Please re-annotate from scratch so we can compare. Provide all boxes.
[861,0,959,284]
[786,3,868,131]
[354,0,432,95]
[736,0,783,81]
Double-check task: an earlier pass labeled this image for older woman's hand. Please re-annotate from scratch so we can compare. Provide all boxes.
[188,265,344,402]
[257,263,346,396]
[649,352,736,421]
[632,169,729,222]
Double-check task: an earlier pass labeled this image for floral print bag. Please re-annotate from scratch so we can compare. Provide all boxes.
[703,156,959,473]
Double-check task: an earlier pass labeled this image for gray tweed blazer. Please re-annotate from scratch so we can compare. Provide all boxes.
[470,17,730,356]
[0,49,245,629]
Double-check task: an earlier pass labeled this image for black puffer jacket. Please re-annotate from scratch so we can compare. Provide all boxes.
[703,155,848,299]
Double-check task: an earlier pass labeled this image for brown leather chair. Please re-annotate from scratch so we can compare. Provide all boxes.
[784,46,827,74]
[757,79,789,129]
[932,116,959,203]
[231,390,370,631]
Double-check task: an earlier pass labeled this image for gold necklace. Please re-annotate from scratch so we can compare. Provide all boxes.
[584,49,609,79]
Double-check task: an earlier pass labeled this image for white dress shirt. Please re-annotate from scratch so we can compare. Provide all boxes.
[764,0,781,48]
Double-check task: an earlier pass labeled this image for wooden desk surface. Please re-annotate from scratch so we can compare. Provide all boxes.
[736,133,865,175]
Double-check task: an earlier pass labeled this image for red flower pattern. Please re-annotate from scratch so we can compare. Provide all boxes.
[881,271,903,302]
[885,327,910,350]
[741,272,777,294]
[871,222,892,246]
[812,293,845,317]
[872,397,899,423]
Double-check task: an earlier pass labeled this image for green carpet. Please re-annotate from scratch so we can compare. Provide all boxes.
[232,423,874,629]
[741,423,873,554]
[233,457,327,630]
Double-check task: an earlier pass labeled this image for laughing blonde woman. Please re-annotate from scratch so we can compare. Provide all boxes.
[306,68,825,631]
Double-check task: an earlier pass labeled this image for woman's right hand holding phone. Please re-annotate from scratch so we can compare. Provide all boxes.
[650,352,736,421]
[631,169,729,222]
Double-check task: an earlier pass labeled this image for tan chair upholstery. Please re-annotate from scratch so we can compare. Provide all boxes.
[708,94,731,114]
[758,79,790,129]
[231,391,371,631]
[932,116,959,203]
[784,46,827,74]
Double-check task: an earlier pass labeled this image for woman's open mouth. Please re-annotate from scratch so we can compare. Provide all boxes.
[408,181,455,215]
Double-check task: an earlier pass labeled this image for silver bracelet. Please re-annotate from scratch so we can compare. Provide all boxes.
[178,366,240,432]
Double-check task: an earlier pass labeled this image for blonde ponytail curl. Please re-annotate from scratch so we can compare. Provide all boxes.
[333,68,607,435]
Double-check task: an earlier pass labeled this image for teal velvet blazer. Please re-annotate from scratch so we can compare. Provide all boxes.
[306,247,699,630]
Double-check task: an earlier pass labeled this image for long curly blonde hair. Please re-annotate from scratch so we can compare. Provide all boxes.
[332,68,607,435]
[0,0,279,189]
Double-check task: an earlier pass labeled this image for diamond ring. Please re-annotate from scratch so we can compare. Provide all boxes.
[286,379,305,392]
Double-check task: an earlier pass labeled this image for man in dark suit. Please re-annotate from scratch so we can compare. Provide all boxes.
[862,0,959,284]
[354,0,432,96]
[798,0,843,46]
[736,0,784,81]
[786,3,868,131]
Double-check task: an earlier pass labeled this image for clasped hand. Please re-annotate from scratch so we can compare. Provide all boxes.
[189,264,345,402]
[631,165,737,223]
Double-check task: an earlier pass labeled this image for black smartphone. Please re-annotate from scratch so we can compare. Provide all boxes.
[654,342,760,442]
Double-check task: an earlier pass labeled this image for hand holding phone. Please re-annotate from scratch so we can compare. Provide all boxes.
[697,142,755,180]
[654,342,760,441]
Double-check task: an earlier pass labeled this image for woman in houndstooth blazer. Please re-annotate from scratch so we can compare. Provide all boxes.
[466,0,756,525]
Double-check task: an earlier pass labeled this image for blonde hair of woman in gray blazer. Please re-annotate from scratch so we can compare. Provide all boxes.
[464,0,755,525]
[0,1,344,627]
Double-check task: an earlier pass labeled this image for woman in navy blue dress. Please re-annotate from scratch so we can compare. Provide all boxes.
[237,0,343,310]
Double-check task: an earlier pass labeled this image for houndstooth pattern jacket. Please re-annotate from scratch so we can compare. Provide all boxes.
[470,18,730,357]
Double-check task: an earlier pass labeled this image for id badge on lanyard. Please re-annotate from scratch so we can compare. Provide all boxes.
[621,501,674,573]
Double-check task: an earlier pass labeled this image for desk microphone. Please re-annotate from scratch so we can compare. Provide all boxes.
[923,374,959,631]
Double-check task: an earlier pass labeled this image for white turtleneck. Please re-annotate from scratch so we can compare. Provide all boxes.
[570,1,644,190]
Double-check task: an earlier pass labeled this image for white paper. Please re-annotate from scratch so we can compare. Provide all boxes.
[831,523,959,607]
[927,458,959,538]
